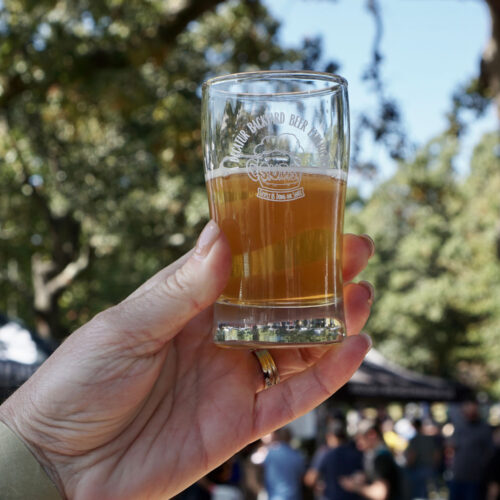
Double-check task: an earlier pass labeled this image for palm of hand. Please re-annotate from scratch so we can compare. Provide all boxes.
[64,309,260,499]
[43,311,344,499]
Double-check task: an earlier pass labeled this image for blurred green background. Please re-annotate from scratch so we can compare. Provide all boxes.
[0,0,499,396]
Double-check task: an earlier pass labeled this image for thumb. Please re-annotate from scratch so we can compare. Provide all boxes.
[100,221,232,349]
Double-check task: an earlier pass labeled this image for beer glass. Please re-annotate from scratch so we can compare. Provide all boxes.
[202,71,349,347]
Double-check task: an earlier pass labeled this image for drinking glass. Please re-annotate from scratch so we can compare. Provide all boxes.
[202,70,350,347]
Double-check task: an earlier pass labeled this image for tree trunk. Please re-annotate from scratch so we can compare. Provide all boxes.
[32,249,90,340]
[480,0,500,117]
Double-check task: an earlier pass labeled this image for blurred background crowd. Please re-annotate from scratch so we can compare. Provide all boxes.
[176,400,500,500]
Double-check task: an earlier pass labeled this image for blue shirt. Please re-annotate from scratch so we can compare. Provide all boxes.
[264,442,306,500]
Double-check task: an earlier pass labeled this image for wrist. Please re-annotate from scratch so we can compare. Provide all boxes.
[0,398,67,498]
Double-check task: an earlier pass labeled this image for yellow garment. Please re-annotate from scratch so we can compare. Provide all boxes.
[383,430,408,454]
[0,421,63,499]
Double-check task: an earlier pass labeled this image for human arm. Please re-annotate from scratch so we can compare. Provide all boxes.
[404,439,416,467]
[339,475,389,500]
[354,480,389,500]
[487,481,500,500]
[304,446,326,489]
[304,467,320,488]
[0,222,374,500]
[340,448,396,500]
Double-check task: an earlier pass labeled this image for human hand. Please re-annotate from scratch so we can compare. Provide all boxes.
[339,476,358,492]
[339,471,366,493]
[0,221,374,499]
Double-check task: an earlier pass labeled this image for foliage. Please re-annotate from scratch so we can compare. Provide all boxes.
[0,0,324,339]
[346,132,500,396]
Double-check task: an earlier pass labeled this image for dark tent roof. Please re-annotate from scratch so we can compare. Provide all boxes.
[336,348,474,403]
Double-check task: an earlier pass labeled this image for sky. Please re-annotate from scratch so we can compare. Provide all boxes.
[264,0,497,187]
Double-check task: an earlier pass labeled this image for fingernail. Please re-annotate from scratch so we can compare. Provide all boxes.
[194,220,220,260]
[359,280,375,306]
[360,234,375,258]
[360,332,372,351]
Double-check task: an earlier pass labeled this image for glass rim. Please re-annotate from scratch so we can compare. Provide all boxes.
[203,70,348,98]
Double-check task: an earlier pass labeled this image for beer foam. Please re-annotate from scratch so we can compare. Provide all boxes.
[205,166,347,182]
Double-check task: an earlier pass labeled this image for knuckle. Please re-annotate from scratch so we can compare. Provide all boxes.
[160,261,203,313]
[280,383,298,422]
[89,307,117,333]
[92,303,163,356]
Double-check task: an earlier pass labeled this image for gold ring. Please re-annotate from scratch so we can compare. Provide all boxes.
[253,349,280,389]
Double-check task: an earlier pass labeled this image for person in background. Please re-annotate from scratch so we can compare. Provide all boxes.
[449,400,494,500]
[339,420,402,500]
[380,418,407,465]
[315,419,364,500]
[423,419,446,490]
[264,427,306,500]
[404,418,440,499]
[205,458,244,500]
[485,426,500,500]
[305,434,333,498]
[304,416,346,498]
[175,458,242,500]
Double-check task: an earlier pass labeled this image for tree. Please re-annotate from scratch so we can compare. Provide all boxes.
[452,132,500,395]
[341,0,500,396]
[0,0,323,339]
[346,130,500,395]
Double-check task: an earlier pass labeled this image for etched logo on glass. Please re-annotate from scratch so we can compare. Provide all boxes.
[219,132,306,202]
[247,134,305,202]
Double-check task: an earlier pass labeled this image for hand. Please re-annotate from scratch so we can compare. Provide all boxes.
[0,221,374,499]
[339,476,358,492]
[339,472,366,493]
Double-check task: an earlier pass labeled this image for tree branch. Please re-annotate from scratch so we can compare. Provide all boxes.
[45,248,90,297]
[32,247,90,314]
[158,0,226,44]
[350,0,408,172]
[479,0,500,116]
[364,0,384,93]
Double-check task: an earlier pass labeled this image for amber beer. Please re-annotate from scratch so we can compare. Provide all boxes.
[202,70,350,346]
[207,169,345,307]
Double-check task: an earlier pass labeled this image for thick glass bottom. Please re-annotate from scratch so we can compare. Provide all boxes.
[213,301,346,348]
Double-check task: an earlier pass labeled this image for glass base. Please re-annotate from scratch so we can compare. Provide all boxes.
[213,301,346,348]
